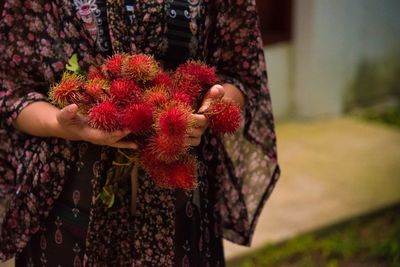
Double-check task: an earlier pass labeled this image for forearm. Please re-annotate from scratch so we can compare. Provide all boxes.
[222,83,246,110]
[13,101,66,139]
[13,102,137,149]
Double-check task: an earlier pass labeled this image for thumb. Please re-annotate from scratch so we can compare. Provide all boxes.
[57,104,79,122]
[198,84,224,113]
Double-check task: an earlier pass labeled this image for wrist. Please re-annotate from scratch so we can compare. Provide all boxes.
[47,111,66,139]
[51,111,82,141]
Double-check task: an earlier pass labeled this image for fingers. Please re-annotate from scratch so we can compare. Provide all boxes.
[55,104,136,148]
[57,104,79,123]
[187,115,207,138]
[185,114,208,147]
[186,127,204,138]
[84,128,137,149]
[197,84,225,113]
[185,137,202,147]
[109,141,139,150]
[190,114,208,129]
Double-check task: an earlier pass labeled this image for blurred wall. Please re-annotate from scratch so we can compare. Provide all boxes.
[266,0,400,119]
[293,0,400,117]
[264,44,293,118]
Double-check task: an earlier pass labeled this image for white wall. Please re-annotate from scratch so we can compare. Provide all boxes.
[292,0,400,117]
[264,44,293,118]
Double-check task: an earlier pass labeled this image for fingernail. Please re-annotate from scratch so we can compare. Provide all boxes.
[69,104,78,112]
[214,85,223,91]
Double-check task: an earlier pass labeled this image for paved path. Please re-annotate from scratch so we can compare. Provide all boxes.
[2,117,400,266]
[224,117,400,259]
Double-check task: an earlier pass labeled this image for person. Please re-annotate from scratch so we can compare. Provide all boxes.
[0,0,280,266]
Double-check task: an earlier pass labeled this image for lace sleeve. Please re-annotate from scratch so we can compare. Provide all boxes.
[206,0,281,246]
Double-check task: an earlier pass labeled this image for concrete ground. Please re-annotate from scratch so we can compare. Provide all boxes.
[224,117,400,260]
[2,117,400,266]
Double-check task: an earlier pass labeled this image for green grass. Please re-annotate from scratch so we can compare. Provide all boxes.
[227,204,400,267]
[360,105,400,129]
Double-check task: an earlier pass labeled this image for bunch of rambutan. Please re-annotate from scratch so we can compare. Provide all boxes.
[49,54,242,190]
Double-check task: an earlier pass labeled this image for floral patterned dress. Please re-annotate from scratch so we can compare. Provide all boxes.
[0,0,280,266]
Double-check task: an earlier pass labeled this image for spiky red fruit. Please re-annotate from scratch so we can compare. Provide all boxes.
[144,86,170,108]
[87,66,104,80]
[140,146,167,176]
[156,103,191,139]
[122,103,154,134]
[171,91,193,107]
[140,148,196,190]
[152,72,173,88]
[122,54,159,81]
[110,78,142,106]
[88,101,121,131]
[207,101,242,135]
[49,72,84,108]
[149,134,187,162]
[173,74,202,99]
[83,78,109,100]
[103,54,126,77]
[76,93,95,115]
[165,156,197,190]
[140,146,173,186]
[176,61,217,88]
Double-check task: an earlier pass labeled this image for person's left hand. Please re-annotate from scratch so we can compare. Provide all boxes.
[186,84,225,146]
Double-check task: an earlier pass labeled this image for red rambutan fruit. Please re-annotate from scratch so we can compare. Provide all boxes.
[172,74,202,99]
[110,78,142,106]
[143,85,170,108]
[149,133,187,163]
[140,146,167,174]
[122,54,159,82]
[171,91,193,107]
[207,101,242,135]
[165,156,197,190]
[83,78,110,100]
[88,100,121,131]
[103,53,127,77]
[155,103,191,139]
[152,72,173,88]
[76,92,96,115]
[87,66,104,80]
[139,146,173,187]
[49,72,84,108]
[175,61,217,88]
[122,102,154,134]
[139,147,197,190]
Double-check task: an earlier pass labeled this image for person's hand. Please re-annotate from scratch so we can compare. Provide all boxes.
[56,104,138,149]
[186,84,225,146]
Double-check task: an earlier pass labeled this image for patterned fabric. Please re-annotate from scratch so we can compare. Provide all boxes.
[15,143,97,267]
[73,0,112,54]
[163,0,205,68]
[0,0,280,266]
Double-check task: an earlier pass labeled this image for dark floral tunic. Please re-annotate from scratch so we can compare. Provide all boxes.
[0,0,280,266]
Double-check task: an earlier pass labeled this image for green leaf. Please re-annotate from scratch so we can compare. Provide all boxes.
[65,54,81,74]
[97,185,115,208]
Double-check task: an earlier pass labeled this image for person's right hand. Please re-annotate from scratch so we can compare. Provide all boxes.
[56,104,137,149]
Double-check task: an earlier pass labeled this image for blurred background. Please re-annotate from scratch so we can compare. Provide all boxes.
[2,0,400,266]
[225,0,400,266]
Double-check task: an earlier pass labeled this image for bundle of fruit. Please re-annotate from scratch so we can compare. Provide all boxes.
[49,53,241,191]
